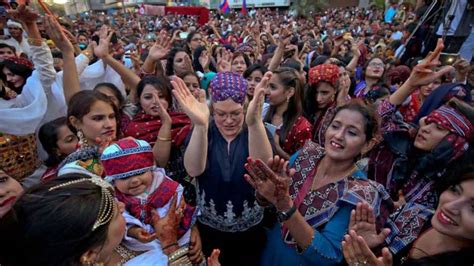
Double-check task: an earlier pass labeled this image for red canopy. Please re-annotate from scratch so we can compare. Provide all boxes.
[142,5,210,26]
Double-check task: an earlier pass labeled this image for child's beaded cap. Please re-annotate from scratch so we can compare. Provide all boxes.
[100,138,155,182]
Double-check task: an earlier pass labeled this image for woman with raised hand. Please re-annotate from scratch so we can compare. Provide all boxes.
[368,39,474,255]
[245,100,393,265]
[0,6,56,185]
[263,67,312,159]
[303,63,351,145]
[172,72,273,265]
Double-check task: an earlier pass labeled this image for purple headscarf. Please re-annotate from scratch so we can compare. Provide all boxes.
[210,72,248,104]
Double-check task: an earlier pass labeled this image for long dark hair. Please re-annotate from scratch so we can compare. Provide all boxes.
[185,31,200,54]
[243,63,267,79]
[93,82,125,109]
[166,47,189,76]
[39,117,69,167]
[67,91,121,137]
[0,59,33,92]
[136,75,173,109]
[0,173,113,265]
[263,67,304,143]
[303,81,338,124]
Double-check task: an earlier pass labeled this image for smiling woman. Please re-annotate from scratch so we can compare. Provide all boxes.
[245,100,393,266]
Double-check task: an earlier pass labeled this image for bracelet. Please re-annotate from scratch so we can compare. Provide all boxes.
[168,247,190,264]
[157,136,172,142]
[28,37,43,46]
[162,242,178,251]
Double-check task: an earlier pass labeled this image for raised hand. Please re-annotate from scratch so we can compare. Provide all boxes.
[148,30,171,61]
[8,5,40,25]
[151,193,184,251]
[342,230,393,266]
[277,28,291,48]
[93,25,113,59]
[154,94,172,124]
[246,71,272,126]
[44,15,74,54]
[244,155,295,211]
[216,47,232,73]
[349,202,391,249]
[171,76,209,127]
[405,39,454,88]
[199,49,211,72]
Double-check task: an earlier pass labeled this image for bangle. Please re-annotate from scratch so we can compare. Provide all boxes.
[157,136,172,142]
[28,37,43,46]
[168,247,190,265]
[162,242,178,251]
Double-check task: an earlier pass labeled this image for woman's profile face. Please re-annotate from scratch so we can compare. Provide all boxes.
[414,117,450,151]
[431,179,474,242]
[0,170,24,218]
[94,201,126,264]
[71,100,117,145]
[55,125,78,158]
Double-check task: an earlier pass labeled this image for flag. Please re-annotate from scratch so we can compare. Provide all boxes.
[219,0,230,15]
[138,3,145,15]
[241,0,247,16]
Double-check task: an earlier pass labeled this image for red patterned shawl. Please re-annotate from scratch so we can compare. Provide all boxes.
[282,141,393,247]
[116,176,195,238]
[122,110,191,146]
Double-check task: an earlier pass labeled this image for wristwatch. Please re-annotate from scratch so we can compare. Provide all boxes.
[277,204,297,223]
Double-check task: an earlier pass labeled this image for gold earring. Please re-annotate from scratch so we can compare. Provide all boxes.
[77,130,88,148]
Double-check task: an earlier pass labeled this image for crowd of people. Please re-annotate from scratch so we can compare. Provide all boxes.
[0,1,474,265]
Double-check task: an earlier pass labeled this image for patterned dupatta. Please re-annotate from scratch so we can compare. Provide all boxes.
[282,141,393,247]
[123,110,192,146]
[116,175,196,237]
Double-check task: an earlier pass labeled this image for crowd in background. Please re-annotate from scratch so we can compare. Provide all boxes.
[1,1,474,265]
